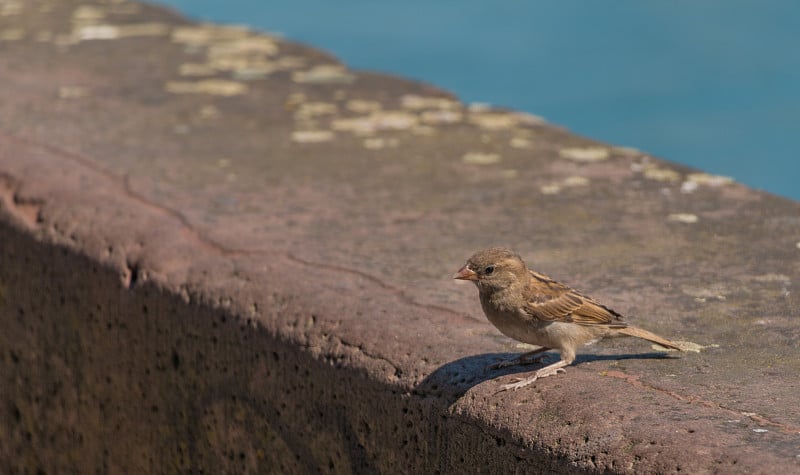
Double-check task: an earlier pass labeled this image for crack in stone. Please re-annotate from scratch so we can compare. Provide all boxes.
[604,370,800,434]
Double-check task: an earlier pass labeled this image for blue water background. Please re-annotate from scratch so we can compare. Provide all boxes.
[158,1,800,201]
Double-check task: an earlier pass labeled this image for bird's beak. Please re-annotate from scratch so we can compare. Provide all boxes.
[453,265,478,281]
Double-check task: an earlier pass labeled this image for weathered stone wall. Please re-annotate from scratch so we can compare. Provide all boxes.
[1,0,799,473]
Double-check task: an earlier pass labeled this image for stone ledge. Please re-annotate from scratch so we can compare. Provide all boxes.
[1,0,799,473]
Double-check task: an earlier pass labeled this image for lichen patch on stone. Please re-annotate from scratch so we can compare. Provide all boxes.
[292,65,355,84]
[400,94,460,110]
[346,100,382,114]
[291,130,334,143]
[462,153,500,165]
[76,23,170,41]
[668,213,699,224]
[165,80,248,96]
[58,86,90,99]
[558,147,610,162]
[510,137,533,149]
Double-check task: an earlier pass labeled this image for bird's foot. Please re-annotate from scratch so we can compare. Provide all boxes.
[496,362,568,392]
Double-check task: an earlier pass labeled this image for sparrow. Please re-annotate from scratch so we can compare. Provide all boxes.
[454,248,683,391]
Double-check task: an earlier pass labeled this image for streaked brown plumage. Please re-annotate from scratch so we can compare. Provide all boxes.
[454,248,683,391]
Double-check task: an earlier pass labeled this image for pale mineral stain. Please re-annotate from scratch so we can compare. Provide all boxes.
[0,28,23,41]
[668,213,699,224]
[420,110,462,125]
[558,147,610,162]
[643,166,681,182]
[363,138,399,150]
[179,63,216,77]
[0,1,22,16]
[206,36,279,60]
[563,176,589,187]
[294,102,338,120]
[510,137,533,149]
[540,184,562,195]
[331,111,418,135]
[76,23,170,41]
[198,105,220,119]
[291,130,335,143]
[165,80,248,96]
[346,100,382,113]
[171,24,252,46]
[58,86,90,99]
[685,173,734,187]
[400,94,460,110]
[462,153,501,165]
[293,65,355,84]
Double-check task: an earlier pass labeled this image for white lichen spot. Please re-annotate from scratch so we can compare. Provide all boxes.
[510,137,533,149]
[752,429,768,433]
[76,23,170,41]
[680,180,699,194]
[0,1,22,16]
[331,111,418,135]
[198,105,220,119]
[165,80,248,96]
[292,65,354,84]
[681,285,727,301]
[294,102,338,120]
[540,184,562,195]
[563,176,589,187]
[346,99,382,113]
[291,130,334,143]
[0,28,23,41]
[179,63,217,77]
[753,273,791,284]
[400,94,460,110]
[420,109,462,125]
[559,147,610,162]
[796,241,800,250]
[668,213,699,224]
[58,86,90,99]
[207,36,278,59]
[462,153,500,165]
[363,138,399,150]
[643,165,681,182]
[171,24,251,46]
[686,173,733,186]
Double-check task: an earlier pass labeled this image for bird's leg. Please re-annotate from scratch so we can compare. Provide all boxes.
[497,359,569,392]
[487,347,551,370]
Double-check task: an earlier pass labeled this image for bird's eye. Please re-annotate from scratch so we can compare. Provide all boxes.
[484,265,495,275]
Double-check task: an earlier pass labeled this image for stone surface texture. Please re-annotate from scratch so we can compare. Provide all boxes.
[1,1,799,473]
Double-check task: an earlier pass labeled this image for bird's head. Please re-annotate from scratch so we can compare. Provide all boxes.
[453,247,528,293]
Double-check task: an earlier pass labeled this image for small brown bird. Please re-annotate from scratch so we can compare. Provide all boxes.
[455,248,683,391]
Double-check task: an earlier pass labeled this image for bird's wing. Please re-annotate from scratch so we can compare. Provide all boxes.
[522,271,627,327]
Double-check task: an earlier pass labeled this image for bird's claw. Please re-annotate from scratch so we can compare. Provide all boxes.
[496,367,566,392]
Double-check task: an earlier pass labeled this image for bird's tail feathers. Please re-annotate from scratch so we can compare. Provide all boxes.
[616,326,683,351]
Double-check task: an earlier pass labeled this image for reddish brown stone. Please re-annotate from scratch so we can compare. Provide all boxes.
[1,1,799,473]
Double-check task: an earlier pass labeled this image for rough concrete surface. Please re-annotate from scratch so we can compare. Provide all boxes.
[1,0,799,473]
